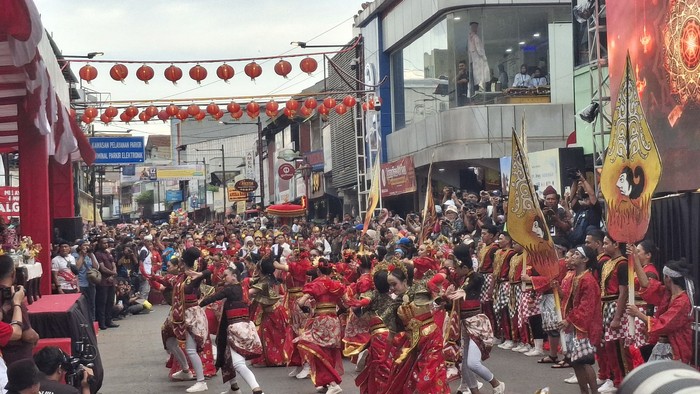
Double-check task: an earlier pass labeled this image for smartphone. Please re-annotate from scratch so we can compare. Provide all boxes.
[565,186,571,195]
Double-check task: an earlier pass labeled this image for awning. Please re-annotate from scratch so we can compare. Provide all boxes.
[0,0,95,164]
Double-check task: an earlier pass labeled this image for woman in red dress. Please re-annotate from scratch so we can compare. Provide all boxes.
[342,252,374,366]
[294,258,347,394]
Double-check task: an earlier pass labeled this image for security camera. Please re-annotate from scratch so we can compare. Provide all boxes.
[373,96,381,112]
[350,58,359,70]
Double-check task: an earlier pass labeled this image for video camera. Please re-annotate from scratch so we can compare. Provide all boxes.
[64,323,96,388]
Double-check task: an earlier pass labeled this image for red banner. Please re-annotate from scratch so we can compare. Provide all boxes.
[381,157,416,198]
[0,187,19,220]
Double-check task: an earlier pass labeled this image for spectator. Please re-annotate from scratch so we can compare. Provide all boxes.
[542,186,572,238]
[50,241,78,295]
[0,284,27,392]
[93,237,119,330]
[568,171,602,246]
[4,359,40,394]
[73,241,98,324]
[512,64,531,88]
[33,347,94,394]
[529,67,548,87]
[0,255,38,366]
[137,236,153,297]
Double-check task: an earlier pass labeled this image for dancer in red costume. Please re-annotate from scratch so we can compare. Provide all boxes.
[342,252,374,368]
[294,258,347,394]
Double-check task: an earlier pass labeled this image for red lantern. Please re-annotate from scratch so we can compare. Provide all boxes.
[335,103,348,115]
[227,101,241,114]
[136,64,155,84]
[81,114,93,124]
[213,111,224,120]
[304,97,317,109]
[177,109,189,120]
[217,63,234,82]
[343,95,357,107]
[362,102,369,111]
[120,112,133,123]
[299,57,318,75]
[145,105,159,117]
[109,64,128,83]
[286,99,299,111]
[84,106,98,119]
[317,105,329,116]
[244,62,262,81]
[100,113,112,124]
[284,108,296,119]
[166,104,180,117]
[157,110,169,122]
[104,106,118,118]
[323,97,336,109]
[194,112,206,122]
[368,99,375,110]
[139,112,151,123]
[300,106,312,117]
[79,64,98,83]
[274,60,292,78]
[231,110,243,120]
[187,104,201,116]
[189,64,208,84]
[247,110,259,119]
[265,109,277,118]
[124,105,138,118]
[164,65,183,85]
[206,102,220,116]
[266,100,279,113]
[246,101,260,114]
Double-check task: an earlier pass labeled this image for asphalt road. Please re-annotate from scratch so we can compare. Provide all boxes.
[97,305,573,394]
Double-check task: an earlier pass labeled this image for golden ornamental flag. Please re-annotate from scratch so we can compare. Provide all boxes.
[507,129,559,279]
[362,154,382,237]
[600,53,662,243]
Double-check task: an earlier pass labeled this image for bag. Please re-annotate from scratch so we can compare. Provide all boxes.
[87,267,102,285]
[565,333,596,362]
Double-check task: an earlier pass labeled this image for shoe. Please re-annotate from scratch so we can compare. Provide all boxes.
[511,343,524,352]
[295,364,311,379]
[172,370,195,381]
[499,340,515,350]
[598,380,615,393]
[326,383,343,394]
[492,338,504,346]
[112,316,123,321]
[99,325,108,330]
[220,389,242,394]
[493,381,506,394]
[478,381,483,390]
[356,349,368,371]
[315,387,328,393]
[186,381,208,393]
[288,365,303,377]
[106,323,120,328]
[564,374,578,384]
[524,347,545,357]
[517,344,532,353]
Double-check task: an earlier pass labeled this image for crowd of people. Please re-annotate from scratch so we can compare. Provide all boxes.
[0,168,694,394]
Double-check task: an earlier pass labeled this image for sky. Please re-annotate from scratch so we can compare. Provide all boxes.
[33,0,367,136]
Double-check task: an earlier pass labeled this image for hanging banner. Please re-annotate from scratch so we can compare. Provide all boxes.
[89,137,145,164]
[0,187,20,220]
[228,190,248,202]
[380,156,416,197]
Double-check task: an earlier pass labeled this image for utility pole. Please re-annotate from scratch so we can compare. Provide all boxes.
[221,144,226,219]
[257,117,265,207]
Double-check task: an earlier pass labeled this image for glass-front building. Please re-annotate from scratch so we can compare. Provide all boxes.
[391,5,571,129]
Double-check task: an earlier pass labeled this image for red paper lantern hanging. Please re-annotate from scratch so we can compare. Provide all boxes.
[81,114,93,124]
[145,105,159,117]
[187,104,201,116]
[286,99,299,111]
[323,97,336,109]
[164,64,183,85]
[157,110,169,122]
[217,63,235,82]
[362,102,369,111]
[300,106,312,117]
[317,105,329,116]
[247,110,260,119]
[231,109,243,120]
[104,106,118,118]
[84,106,98,119]
[265,109,277,118]
[244,62,262,81]
[274,59,292,78]
[213,111,224,120]
[139,112,151,123]
[166,104,180,117]
[283,108,296,119]
[189,64,208,84]
[206,102,220,116]
[79,64,98,83]
[266,100,279,113]
[227,101,241,114]
[246,100,260,114]
[335,103,348,115]
[368,99,375,110]
[176,109,189,120]
[304,97,317,109]
[299,57,318,75]
[343,95,357,107]
[125,105,139,118]
[120,112,133,123]
[100,113,112,124]
[136,64,155,84]
[109,63,128,83]
[194,112,206,122]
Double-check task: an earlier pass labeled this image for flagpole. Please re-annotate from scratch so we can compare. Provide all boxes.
[420,152,436,243]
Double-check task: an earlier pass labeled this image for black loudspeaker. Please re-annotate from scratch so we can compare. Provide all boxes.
[53,217,83,243]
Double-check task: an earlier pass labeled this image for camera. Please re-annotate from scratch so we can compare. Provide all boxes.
[566,167,581,180]
[63,356,94,387]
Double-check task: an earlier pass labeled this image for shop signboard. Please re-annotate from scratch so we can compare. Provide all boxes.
[228,189,248,202]
[234,179,258,192]
[0,187,19,220]
[90,136,145,164]
[165,190,183,202]
[380,156,416,198]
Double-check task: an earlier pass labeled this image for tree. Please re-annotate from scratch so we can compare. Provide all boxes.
[135,190,154,206]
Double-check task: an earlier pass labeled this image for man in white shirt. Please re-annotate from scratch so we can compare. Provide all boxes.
[51,241,78,294]
[138,236,153,296]
[512,64,532,88]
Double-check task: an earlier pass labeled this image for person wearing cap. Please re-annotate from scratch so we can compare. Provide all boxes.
[4,358,40,394]
[441,204,464,237]
[542,185,572,237]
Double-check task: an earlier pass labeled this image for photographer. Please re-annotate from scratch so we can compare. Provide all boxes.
[0,255,39,366]
[33,346,94,394]
[567,170,602,246]
[541,186,572,237]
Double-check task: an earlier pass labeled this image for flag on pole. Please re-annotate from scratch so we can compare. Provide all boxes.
[420,155,437,243]
[362,154,382,237]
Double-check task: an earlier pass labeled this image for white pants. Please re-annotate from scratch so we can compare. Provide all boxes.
[228,346,259,390]
[460,337,494,389]
[166,333,204,382]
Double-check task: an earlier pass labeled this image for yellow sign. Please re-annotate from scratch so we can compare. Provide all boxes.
[155,165,205,181]
[228,189,248,202]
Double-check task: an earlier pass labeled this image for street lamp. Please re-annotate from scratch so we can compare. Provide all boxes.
[290,41,352,49]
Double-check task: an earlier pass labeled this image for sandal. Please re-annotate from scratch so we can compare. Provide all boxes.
[552,360,572,368]
[537,355,558,364]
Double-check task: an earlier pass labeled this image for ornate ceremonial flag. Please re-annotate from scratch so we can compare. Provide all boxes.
[507,129,559,280]
[362,154,382,237]
[420,155,437,243]
[601,53,662,244]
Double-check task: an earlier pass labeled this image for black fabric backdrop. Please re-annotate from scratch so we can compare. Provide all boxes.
[647,192,700,294]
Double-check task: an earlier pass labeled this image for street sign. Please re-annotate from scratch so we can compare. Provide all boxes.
[228,189,248,202]
[90,136,145,164]
[165,190,183,202]
[234,179,258,192]
[278,163,295,180]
